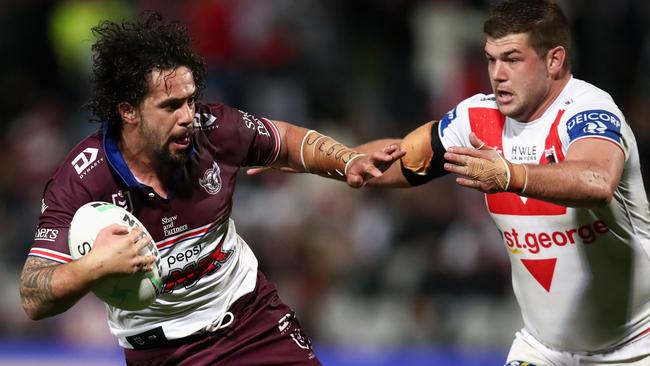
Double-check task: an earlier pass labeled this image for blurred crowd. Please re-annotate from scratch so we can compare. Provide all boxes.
[1,0,649,354]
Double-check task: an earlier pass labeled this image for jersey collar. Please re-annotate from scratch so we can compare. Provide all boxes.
[102,122,143,188]
[101,121,199,191]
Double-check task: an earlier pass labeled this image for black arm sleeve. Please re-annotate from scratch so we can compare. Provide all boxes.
[401,122,448,186]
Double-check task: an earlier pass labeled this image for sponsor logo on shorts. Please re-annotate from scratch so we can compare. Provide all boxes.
[277,313,313,352]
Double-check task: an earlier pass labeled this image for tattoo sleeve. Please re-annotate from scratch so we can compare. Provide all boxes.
[19,256,87,320]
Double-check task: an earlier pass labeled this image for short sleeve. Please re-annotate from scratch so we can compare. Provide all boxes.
[197,104,281,167]
[30,177,91,263]
[437,94,491,150]
[564,108,624,147]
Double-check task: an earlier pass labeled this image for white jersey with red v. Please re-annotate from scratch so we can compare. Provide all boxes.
[416,76,650,353]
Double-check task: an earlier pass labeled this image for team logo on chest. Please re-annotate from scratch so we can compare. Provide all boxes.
[199,161,222,195]
[111,190,134,212]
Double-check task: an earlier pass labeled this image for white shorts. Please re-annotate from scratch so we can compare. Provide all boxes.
[505,328,650,366]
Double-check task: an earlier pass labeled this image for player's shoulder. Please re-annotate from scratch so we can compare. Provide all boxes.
[39,130,115,226]
[559,77,625,126]
[562,77,620,112]
[440,93,498,127]
[194,102,253,130]
[48,130,113,193]
[454,93,499,111]
[194,102,228,131]
[195,101,275,138]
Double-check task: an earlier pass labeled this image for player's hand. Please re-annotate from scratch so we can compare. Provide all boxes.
[80,225,155,281]
[345,144,406,188]
[443,132,511,193]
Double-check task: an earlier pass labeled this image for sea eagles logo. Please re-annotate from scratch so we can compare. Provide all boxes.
[199,161,222,195]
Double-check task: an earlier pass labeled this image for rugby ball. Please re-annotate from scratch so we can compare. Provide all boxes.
[68,201,162,310]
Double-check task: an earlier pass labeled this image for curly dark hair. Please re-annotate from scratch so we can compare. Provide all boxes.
[88,12,207,132]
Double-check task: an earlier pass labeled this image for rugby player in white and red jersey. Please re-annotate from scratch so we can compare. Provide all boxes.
[18,13,403,366]
[356,0,650,364]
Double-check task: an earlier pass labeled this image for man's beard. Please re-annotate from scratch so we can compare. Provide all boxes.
[154,144,190,166]
[139,120,191,167]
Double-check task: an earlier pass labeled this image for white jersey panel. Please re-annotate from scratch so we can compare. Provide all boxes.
[108,218,258,348]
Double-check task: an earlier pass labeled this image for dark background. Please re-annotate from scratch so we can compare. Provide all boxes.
[0,0,648,364]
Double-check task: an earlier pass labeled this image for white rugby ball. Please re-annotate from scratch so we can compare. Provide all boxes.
[68,201,162,310]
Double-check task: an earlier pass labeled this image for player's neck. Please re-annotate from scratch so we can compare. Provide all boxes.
[119,135,171,198]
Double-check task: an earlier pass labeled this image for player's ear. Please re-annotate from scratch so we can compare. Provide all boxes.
[546,46,566,78]
[118,102,138,126]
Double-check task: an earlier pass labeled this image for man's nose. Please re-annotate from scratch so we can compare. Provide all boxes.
[490,60,507,81]
[179,102,194,126]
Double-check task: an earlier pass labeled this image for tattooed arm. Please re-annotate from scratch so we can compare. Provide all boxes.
[20,256,96,320]
[20,225,156,320]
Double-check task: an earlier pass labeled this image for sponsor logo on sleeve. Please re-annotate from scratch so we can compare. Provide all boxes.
[41,199,48,214]
[566,109,622,142]
[239,110,270,137]
[34,228,59,242]
[439,107,457,137]
[193,112,218,129]
[71,147,103,179]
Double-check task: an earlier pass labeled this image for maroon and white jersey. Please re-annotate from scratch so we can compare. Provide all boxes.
[435,77,650,352]
[29,103,281,348]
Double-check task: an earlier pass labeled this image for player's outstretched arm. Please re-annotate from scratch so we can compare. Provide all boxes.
[354,138,412,187]
[443,133,623,208]
[261,120,405,188]
[20,225,155,320]
[355,121,448,188]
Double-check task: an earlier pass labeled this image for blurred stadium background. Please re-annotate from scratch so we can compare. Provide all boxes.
[1,0,649,365]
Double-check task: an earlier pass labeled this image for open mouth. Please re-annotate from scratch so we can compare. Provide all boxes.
[170,133,191,149]
[496,90,514,104]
